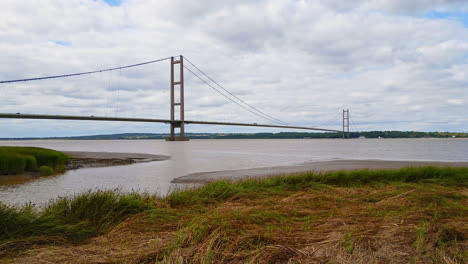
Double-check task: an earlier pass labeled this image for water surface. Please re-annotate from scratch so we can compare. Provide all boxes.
[0,138,467,206]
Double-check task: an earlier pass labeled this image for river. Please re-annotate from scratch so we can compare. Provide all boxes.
[1,138,467,206]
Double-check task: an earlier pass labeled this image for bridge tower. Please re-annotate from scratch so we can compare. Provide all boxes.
[166,55,190,141]
[342,109,349,139]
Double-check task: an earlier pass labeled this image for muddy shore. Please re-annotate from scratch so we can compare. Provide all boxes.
[64,151,169,170]
[172,159,468,183]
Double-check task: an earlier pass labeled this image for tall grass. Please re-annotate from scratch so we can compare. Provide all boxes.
[1,166,467,246]
[0,190,155,243]
[0,147,69,175]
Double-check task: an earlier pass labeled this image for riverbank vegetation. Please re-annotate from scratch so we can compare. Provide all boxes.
[0,166,467,263]
[1,131,467,140]
[0,147,69,175]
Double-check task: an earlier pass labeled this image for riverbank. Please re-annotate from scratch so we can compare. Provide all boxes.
[173,159,468,183]
[0,166,466,263]
[0,151,169,186]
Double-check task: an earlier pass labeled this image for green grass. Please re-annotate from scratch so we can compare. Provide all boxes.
[0,146,69,175]
[0,166,467,251]
[415,221,430,252]
[0,190,155,243]
[166,166,468,207]
[39,166,54,176]
[343,231,354,254]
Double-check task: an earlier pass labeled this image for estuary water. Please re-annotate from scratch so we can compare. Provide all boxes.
[0,138,467,206]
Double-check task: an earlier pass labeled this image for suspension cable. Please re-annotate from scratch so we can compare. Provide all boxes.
[0,57,172,84]
[314,112,342,127]
[184,57,289,125]
[184,65,288,125]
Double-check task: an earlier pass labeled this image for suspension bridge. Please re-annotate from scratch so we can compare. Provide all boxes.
[0,55,349,141]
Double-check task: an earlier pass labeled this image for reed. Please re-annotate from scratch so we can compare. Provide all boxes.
[0,146,69,175]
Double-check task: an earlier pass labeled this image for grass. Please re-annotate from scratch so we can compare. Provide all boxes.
[165,166,468,207]
[0,190,155,244]
[39,166,54,176]
[415,221,430,252]
[343,230,354,254]
[0,166,467,263]
[0,146,69,175]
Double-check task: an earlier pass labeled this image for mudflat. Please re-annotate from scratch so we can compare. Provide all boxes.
[65,151,169,170]
[172,159,468,183]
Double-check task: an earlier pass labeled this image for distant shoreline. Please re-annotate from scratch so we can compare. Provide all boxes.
[0,131,467,140]
[173,159,468,184]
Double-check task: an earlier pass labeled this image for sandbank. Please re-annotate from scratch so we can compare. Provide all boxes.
[172,159,468,183]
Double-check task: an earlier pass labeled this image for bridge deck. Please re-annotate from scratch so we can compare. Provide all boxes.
[0,113,341,132]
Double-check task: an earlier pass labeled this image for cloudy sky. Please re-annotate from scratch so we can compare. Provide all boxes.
[0,0,467,137]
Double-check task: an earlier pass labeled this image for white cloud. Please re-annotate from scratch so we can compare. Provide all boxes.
[321,0,468,13]
[0,0,467,137]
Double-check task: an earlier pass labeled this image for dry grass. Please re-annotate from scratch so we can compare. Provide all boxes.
[1,182,466,264]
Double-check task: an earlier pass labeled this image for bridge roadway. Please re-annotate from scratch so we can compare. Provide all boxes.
[0,113,341,132]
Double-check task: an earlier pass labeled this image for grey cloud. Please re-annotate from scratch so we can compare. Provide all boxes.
[0,0,467,137]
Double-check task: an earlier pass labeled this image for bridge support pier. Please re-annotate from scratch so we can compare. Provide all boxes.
[166,55,189,141]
